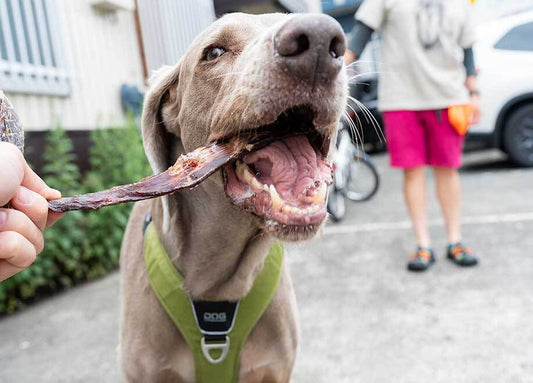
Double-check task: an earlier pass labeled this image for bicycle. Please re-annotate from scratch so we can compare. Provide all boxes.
[327,123,380,222]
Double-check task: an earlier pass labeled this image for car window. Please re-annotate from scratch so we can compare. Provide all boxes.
[494,22,533,51]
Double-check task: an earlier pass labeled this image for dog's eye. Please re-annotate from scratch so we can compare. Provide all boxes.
[204,47,226,61]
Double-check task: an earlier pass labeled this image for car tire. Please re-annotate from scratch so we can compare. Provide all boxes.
[503,103,533,167]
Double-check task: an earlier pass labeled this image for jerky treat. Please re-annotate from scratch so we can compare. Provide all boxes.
[0,90,24,153]
[47,132,283,213]
[48,143,235,212]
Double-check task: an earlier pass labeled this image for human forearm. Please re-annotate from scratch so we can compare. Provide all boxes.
[348,21,374,57]
[465,75,478,97]
[463,47,476,77]
[345,21,374,64]
[465,74,480,124]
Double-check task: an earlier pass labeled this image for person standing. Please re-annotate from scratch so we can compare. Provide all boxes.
[344,0,480,271]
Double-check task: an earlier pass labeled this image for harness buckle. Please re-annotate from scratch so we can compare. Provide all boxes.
[201,336,230,364]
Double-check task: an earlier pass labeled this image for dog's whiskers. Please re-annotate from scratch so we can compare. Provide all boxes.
[347,95,385,143]
[342,110,364,153]
[344,104,364,151]
[347,71,382,84]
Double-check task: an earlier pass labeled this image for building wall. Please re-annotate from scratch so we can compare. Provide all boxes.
[5,0,145,131]
[137,0,215,75]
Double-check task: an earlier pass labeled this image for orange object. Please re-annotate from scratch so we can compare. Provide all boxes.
[448,104,473,136]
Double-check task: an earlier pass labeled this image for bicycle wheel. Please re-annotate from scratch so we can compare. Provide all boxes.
[327,187,346,222]
[344,152,380,202]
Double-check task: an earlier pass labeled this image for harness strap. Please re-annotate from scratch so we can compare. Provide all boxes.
[143,221,283,383]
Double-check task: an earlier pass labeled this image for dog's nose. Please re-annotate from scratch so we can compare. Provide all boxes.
[274,14,346,85]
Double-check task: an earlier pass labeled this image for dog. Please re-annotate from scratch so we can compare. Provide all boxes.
[119,12,347,383]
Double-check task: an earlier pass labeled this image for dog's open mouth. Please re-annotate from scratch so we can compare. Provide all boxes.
[223,105,333,233]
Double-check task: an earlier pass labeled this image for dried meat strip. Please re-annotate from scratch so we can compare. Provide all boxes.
[48,142,235,212]
[47,132,281,213]
[0,90,24,153]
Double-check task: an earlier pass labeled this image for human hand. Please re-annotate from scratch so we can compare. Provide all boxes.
[343,49,357,66]
[0,142,64,281]
[470,95,481,125]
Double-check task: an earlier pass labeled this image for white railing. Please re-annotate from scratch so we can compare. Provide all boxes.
[0,0,70,96]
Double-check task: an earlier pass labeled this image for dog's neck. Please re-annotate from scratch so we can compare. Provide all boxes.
[151,179,275,301]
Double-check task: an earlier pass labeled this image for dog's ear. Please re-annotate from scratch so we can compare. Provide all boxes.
[142,63,181,174]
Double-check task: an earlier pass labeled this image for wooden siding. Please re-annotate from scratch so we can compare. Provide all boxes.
[4,0,145,131]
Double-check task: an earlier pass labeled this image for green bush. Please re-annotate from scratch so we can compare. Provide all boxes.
[0,119,150,314]
[82,119,151,278]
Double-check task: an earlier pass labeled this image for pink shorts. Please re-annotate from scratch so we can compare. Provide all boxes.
[383,109,464,169]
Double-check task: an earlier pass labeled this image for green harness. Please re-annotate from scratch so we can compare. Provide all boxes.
[143,222,283,383]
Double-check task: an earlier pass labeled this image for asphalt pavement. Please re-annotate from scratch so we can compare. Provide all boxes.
[1,149,532,383]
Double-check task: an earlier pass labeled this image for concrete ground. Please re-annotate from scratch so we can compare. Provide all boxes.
[1,149,532,383]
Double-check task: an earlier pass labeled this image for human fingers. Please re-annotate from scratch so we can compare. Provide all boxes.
[471,103,481,125]
[21,163,61,200]
[22,163,65,226]
[0,141,61,206]
[0,231,37,281]
[41,182,64,227]
[9,186,48,231]
[0,142,25,206]
[343,50,357,65]
[0,208,44,254]
[46,211,65,228]
[0,259,25,281]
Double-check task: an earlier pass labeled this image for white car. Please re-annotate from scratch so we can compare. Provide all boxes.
[469,10,533,166]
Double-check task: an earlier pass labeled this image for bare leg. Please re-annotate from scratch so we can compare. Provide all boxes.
[434,166,461,244]
[403,166,431,248]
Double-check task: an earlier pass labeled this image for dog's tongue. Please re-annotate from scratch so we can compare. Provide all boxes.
[243,135,328,200]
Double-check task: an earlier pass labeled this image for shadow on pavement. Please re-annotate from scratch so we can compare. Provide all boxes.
[460,158,520,173]
[460,149,528,173]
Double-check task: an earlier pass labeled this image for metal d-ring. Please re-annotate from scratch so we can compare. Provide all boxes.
[201,336,230,364]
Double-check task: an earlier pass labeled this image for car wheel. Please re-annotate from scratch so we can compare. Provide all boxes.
[504,104,533,167]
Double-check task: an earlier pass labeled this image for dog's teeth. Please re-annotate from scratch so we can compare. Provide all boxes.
[237,160,254,182]
[269,185,282,211]
[235,160,246,181]
[282,205,292,214]
[314,182,327,203]
[236,160,262,189]
[251,177,263,191]
[263,184,269,192]
[243,167,255,184]
[281,205,318,216]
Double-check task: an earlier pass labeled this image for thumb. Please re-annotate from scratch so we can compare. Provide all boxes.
[0,142,25,206]
[0,142,61,206]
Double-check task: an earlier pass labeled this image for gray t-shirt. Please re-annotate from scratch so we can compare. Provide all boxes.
[356,0,476,111]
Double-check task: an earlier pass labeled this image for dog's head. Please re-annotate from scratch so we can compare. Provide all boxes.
[143,12,347,241]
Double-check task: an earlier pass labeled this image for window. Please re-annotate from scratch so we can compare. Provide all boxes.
[0,0,70,95]
[494,21,533,52]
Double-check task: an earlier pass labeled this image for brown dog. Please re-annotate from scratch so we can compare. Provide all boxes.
[119,12,347,382]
